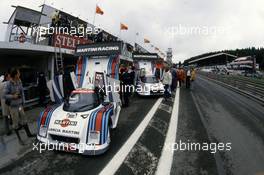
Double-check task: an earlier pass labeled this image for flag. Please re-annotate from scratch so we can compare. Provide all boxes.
[144,38,150,43]
[120,23,128,30]
[96,5,104,15]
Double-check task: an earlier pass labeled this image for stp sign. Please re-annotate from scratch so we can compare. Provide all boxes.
[53,34,92,50]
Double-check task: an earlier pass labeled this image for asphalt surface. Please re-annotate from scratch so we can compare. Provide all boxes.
[171,76,264,175]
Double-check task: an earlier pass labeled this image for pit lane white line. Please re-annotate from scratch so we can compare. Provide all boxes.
[155,86,180,175]
[99,98,163,175]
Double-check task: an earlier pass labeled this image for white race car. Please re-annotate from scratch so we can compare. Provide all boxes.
[37,89,121,155]
[136,75,164,96]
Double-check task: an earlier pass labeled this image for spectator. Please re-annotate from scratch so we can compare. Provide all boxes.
[177,67,185,87]
[0,71,12,136]
[186,68,191,89]
[139,68,146,81]
[171,66,177,92]
[162,67,172,101]
[4,68,35,145]
[190,68,196,88]
[191,68,196,82]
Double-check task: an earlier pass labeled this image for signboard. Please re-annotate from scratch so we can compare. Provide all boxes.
[75,42,122,56]
[133,53,159,60]
[11,33,32,43]
[135,43,149,53]
[53,34,91,50]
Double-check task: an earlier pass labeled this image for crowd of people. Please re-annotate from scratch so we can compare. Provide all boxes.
[162,65,196,101]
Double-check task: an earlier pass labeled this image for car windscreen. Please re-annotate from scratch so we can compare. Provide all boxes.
[63,92,100,112]
[142,77,159,83]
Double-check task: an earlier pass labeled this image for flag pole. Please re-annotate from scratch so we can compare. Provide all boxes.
[119,27,121,40]
[135,32,138,45]
[92,3,97,27]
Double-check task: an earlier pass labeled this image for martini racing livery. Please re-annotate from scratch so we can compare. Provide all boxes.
[37,89,121,155]
[37,42,129,155]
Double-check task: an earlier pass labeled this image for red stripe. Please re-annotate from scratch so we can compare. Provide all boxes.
[95,109,105,131]
[41,108,51,126]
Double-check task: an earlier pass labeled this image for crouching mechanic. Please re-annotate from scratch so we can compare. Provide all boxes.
[4,68,35,145]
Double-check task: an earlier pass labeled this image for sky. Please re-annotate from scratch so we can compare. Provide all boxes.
[0,0,264,63]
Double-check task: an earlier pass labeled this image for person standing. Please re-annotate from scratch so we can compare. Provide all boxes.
[4,68,35,145]
[170,65,177,92]
[128,66,136,97]
[190,68,196,88]
[120,67,131,107]
[186,68,191,89]
[191,68,196,82]
[162,68,172,101]
[37,72,48,107]
[177,67,184,87]
[0,72,12,136]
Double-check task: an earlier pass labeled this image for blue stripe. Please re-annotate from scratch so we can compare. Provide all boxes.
[44,108,53,126]
[86,114,93,143]
[102,109,109,144]
[37,111,44,129]
[104,108,113,144]
[45,106,58,127]
[100,112,107,144]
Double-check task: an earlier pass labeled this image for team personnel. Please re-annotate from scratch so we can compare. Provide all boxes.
[0,71,12,136]
[170,65,177,92]
[120,67,131,107]
[177,67,185,87]
[4,68,35,145]
[162,67,172,101]
[186,68,191,88]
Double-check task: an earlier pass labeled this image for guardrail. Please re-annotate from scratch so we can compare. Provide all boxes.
[199,72,264,102]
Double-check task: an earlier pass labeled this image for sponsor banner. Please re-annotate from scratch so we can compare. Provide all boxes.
[49,128,80,135]
[11,34,32,43]
[53,34,91,50]
[75,41,122,56]
[133,53,159,60]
